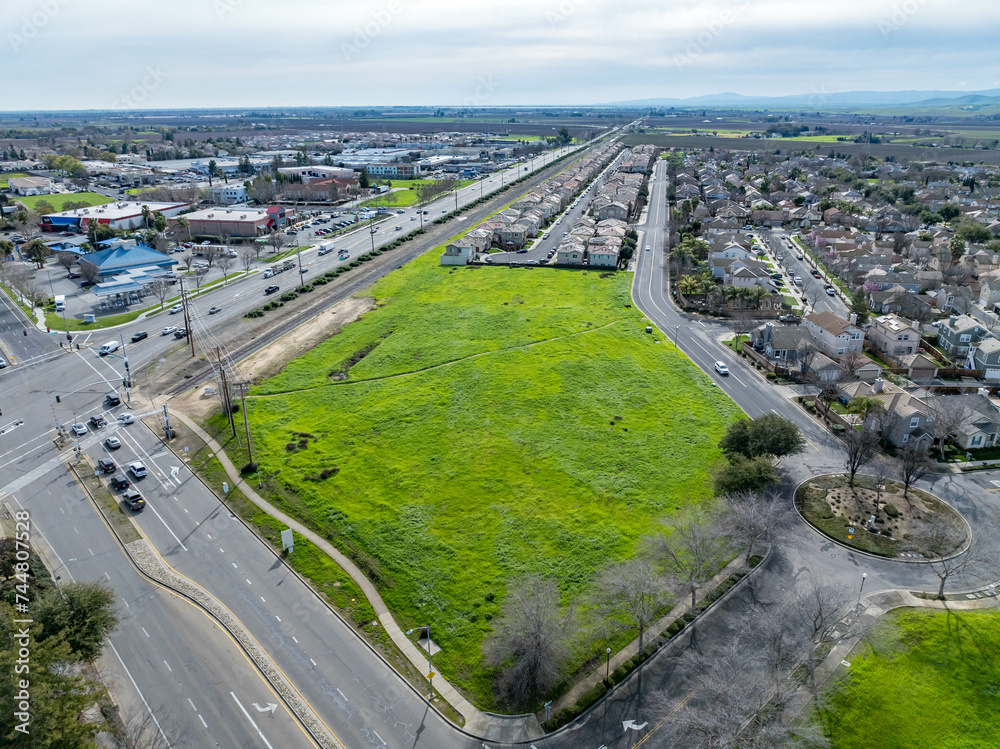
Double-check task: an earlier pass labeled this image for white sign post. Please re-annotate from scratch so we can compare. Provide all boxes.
[281,529,294,554]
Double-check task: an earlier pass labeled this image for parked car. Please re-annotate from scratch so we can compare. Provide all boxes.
[98,458,116,473]
[131,331,148,342]
[71,423,87,436]
[105,436,121,450]
[68,272,81,279]
[714,361,730,376]
[128,461,147,478]
[110,474,130,491]
[265,285,280,295]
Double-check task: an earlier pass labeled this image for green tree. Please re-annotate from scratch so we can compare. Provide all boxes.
[850,290,870,325]
[31,199,56,216]
[207,159,219,187]
[358,168,371,190]
[938,204,960,221]
[949,236,966,262]
[152,212,167,234]
[24,239,49,265]
[713,455,778,495]
[719,414,806,461]
[140,204,152,229]
[33,581,118,663]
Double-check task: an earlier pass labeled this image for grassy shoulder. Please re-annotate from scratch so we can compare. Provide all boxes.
[821,608,1000,749]
[240,250,740,708]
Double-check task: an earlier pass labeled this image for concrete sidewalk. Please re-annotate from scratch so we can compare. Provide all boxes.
[170,411,518,737]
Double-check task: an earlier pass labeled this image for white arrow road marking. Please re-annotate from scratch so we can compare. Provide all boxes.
[252,702,278,714]
[170,466,180,479]
[231,693,275,749]
[623,719,648,732]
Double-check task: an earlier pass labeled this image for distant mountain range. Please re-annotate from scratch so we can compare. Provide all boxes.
[605,89,1000,110]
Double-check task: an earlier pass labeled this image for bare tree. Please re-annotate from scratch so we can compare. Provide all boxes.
[148,279,171,310]
[897,442,932,498]
[268,231,287,256]
[201,245,219,269]
[929,396,975,461]
[722,491,786,567]
[483,576,571,710]
[839,349,869,380]
[191,267,209,291]
[793,578,856,695]
[239,247,256,275]
[216,254,235,283]
[842,427,880,488]
[80,259,101,284]
[731,308,756,341]
[179,254,195,272]
[652,513,730,609]
[56,251,77,275]
[106,704,180,749]
[909,522,990,599]
[252,239,267,261]
[593,558,672,656]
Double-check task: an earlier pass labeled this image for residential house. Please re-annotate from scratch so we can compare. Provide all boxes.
[936,314,988,359]
[440,240,474,266]
[802,311,865,359]
[897,353,939,381]
[967,337,1000,381]
[751,323,811,364]
[587,246,618,267]
[868,314,920,358]
[557,245,584,265]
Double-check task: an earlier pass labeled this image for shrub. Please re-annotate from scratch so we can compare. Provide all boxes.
[296,285,314,293]
[885,504,899,518]
[244,309,264,319]
[766,372,777,380]
[280,292,298,302]
[350,261,361,267]
[832,424,846,434]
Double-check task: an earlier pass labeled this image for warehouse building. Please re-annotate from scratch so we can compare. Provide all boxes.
[40,201,190,233]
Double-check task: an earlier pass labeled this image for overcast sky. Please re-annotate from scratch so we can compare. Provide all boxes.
[4,0,998,110]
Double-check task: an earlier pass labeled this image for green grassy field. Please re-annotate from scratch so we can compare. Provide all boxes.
[16,192,112,211]
[0,172,29,189]
[361,179,475,209]
[239,252,740,706]
[822,608,1000,748]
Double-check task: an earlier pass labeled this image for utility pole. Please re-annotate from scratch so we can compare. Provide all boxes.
[236,381,253,466]
[296,247,305,287]
[162,404,173,440]
[217,347,236,437]
[118,333,132,403]
[180,279,194,358]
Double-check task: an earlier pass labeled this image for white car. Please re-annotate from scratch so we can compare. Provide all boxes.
[117,413,134,425]
[128,461,147,478]
[161,326,178,336]
[169,304,183,314]
[71,422,88,436]
[714,361,730,376]
[794,277,803,286]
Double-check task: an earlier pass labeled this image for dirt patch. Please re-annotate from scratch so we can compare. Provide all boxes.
[166,295,374,423]
[796,474,968,558]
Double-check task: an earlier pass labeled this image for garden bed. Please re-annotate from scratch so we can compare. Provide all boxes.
[795,475,968,558]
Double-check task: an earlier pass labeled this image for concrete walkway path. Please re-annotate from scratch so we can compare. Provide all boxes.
[171,411,508,736]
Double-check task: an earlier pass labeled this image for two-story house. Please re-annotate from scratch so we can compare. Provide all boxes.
[967,337,1000,381]
[802,311,865,359]
[867,314,920,358]
[937,314,988,359]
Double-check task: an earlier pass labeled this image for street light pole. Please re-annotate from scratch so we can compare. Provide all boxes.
[858,572,867,605]
[605,647,611,682]
[406,626,433,700]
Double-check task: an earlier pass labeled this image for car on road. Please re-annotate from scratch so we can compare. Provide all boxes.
[122,489,145,511]
[128,461,147,478]
[396,209,405,215]
[98,458,116,473]
[161,326,178,336]
[89,415,107,429]
[810,269,821,278]
[395,225,402,231]
[645,246,651,252]
[182,242,193,249]
[131,331,148,342]
[71,422,87,436]
[61,231,75,237]
[169,304,183,314]
[105,436,121,450]
[287,229,298,235]
[794,277,803,286]
[80,280,95,288]
[208,306,222,314]
[117,413,134,425]
[265,285,280,295]
[317,247,331,255]
[797,254,804,260]
[106,392,121,406]
[174,328,188,339]
[825,285,837,296]
[410,216,416,221]
[516,249,528,254]
[109,474,130,491]
[68,272,81,279]
[714,361,730,376]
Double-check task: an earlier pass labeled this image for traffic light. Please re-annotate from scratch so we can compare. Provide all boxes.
[55,395,61,403]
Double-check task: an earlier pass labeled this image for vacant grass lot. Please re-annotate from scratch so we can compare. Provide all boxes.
[0,172,28,189]
[361,179,474,209]
[822,608,1000,749]
[240,253,739,707]
[16,192,112,211]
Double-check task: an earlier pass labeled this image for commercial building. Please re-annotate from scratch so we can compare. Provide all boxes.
[173,205,295,237]
[209,183,249,205]
[8,176,52,196]
[83,244,177,279]
[277,166,354,183]
[40,201,190,233]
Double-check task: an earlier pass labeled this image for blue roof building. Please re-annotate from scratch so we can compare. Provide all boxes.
[85,245,176,278]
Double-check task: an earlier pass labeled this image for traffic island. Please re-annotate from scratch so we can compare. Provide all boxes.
[795,474,970,559]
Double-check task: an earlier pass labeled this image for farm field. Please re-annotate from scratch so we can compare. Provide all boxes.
[15,191,112,211]
[822,608,1000,749]
[238,252,740,707]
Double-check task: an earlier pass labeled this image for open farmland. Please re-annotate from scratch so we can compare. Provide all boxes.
[239,253,740,706]
[822,608,1000,749]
